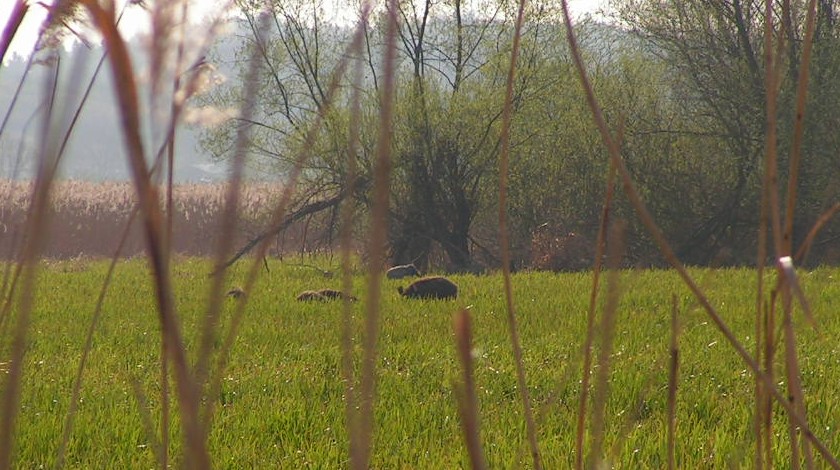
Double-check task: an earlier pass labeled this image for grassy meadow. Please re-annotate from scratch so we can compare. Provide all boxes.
[6,257,839,468]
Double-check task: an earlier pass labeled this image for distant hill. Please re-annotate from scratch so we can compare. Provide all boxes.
[0,37,228,182]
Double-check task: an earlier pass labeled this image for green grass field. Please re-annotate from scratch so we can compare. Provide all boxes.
[7,258,840,468]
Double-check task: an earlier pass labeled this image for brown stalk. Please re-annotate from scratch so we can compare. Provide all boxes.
[755,207,767,469]
[194,11,271,395]
[0,0,27,65]
[497,0,541,467]
[558,1,839,466]
[754,87,770,470]
[763,297,775,468]
[341,17,365,467]
[794,202,840,265]
[0,54,61,470]
[55,205,139,470]
[774,0,818,465]
[667,294,680,470]
[777,257,816,329]
[778,259,814,469]
[129,375,164,468]
[782,0,818,256]
[202,3,375,437]
[0,34,39,141]
[586,219,626,469]
[763,0,783,259]
[574,135,618,470]
[353,0,397,465]
[452,309,488,470]
[78,3,208,467]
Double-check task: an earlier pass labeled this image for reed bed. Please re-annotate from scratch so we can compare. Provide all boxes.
[0,180,332,259]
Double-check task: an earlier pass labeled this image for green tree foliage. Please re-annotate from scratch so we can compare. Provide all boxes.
[206,0,813,270]
[614,0,840,264]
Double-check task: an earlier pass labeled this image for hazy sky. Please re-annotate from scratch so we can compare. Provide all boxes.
[1,0,608,62]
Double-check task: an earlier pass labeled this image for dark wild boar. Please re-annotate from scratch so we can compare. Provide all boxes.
[397,276,458,300]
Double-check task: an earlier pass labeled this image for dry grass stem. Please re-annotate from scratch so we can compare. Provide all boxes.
[354,0,397,465]
[0,49,66,470]
[55,206,139,470]
[575,139,618,470]
[779,264,814,469]
[782,0,818,256]
[202,1,375,440]
[79,3,208,466]
[559,0,838,466]
[452,309,488,470]
[667,294,680,470]
[341,20,366,466]
[129,375,164,468]
[586,220,626,468]
[794,203,840,264]
[497,0,542,467]
[195,10,270,396]
[0,1,27,65]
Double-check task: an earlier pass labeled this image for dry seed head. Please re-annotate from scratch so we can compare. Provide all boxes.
[183,106,238,127]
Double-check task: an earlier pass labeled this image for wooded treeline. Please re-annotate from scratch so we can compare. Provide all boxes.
[200,0,840,271]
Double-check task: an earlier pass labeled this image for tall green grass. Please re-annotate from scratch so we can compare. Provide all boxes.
[5,259,840,468]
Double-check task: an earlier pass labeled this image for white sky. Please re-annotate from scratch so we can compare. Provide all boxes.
[1,0,608,63]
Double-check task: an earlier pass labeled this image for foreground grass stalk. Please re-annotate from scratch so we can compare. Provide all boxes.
[201,0,374,439]
[587,220,625,468]
[575,153,617,470]
[667,295,680,470]
[763,297,775,467]
[0,1,27,68]
[559,0,839,466]
[0,50,67,469]
[782,0,818,255]
[195,10,269,395]
[754,102,770,470]
[129,376,164,467]
[497,0,541,467]
[354,0,397,466]
[453,309,487,470]
[780,279,813,469]
[79,4,208,467]
[794,203,840,264]
[55,206,139,470]
[341,20,366,465]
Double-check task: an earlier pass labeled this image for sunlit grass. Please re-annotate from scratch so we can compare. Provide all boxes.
[5,258,839,468]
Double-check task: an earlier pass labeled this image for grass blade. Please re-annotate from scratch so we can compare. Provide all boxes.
[794,203,840,265]
[0,0,27,66]
[667,294,680,470]
[575,141,618,470]
[78,3,208,466]
[586,219,626,468]
[452,308,487,470]
[497,0,541,466]
[354,0,397,465]
[55,206,139,470]
[558,0,839,466]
